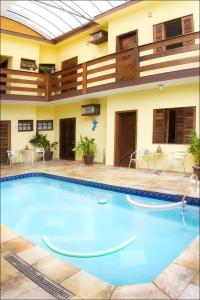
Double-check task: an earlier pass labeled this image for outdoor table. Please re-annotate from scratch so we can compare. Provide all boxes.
[19,149,34,165]
[148,151,165,174]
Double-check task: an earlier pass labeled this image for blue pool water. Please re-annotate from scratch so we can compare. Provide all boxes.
[1,176,199,285]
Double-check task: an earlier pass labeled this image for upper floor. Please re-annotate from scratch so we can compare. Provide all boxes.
[0,0,199,102]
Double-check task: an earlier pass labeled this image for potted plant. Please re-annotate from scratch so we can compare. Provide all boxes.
[38,66,52,90]
[73,135,97,164]
[188,132,200,180]
[29,132,58,161]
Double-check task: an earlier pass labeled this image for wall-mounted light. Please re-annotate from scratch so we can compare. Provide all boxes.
[148,9,152,17]
[158,84,164,90]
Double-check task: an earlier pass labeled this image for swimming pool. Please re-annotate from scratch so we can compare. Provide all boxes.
[1,173,199,286]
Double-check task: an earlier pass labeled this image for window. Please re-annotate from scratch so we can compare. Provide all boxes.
[21,58,37,71]
[39,64,56,73]
[37,120,53,131]
[153,107,195,144]
[165,18,183,50]
[153,15,194,52]
[18,120,33,132]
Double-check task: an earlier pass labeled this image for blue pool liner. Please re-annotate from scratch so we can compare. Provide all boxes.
[0,172,199,206]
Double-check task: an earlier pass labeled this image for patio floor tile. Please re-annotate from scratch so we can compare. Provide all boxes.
[17,245,51,265]
[111,283,170,299]
[1,273,39,299]
[0,224,18,244]
[154,263,196,299]
[33,254,79,283]
[178,283,200,299]
[1,257,20,283]
[191,272,200,286]
[60,270,114,299]
[3,236,34,254]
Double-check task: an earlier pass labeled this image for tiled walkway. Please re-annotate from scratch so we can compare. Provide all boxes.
[1,161,199,299]
[0,160,199,197]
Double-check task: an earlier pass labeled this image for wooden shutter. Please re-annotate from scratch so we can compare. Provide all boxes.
[175,107,195,144]
[183,107,195,143]
[153,23,165,53]
[181,15,194,46]
[175,108,184,143]
[153,109,166,143]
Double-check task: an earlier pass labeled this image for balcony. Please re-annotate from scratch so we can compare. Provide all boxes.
[0,32,199,103]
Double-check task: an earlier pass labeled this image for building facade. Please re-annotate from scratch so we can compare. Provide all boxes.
[0,0,199,172]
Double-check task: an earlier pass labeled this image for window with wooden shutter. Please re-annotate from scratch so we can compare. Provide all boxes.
[153,109,165,143]
[153,106,195,144]
[181,15,194,46]
[153,14,194,52]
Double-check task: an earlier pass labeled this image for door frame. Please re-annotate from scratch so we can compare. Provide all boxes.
[0,120,11,163]
[116,29,138,52]
[114,110,137,167]
[59,117,76,160]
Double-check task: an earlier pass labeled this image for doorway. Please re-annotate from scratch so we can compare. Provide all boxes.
[61,57,78,93]
[59,118,76,160]
[116,30,139,82]
[0,59,8,94]
[0,121,11,164]
[115,111,137,167]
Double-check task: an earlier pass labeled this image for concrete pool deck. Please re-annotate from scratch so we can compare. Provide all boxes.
[1,161,199,299]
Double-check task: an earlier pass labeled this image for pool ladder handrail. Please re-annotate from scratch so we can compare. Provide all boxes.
[181,173,199,214]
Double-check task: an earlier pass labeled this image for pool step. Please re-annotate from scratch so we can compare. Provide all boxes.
[5,254,73,300]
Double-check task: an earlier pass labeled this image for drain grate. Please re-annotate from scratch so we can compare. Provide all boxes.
[5,254,73,300]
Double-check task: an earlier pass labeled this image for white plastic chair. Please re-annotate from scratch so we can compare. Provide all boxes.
[34,148,45,164]
[164,151,186,173]
[7,150,19,166]
[129,149,150,169]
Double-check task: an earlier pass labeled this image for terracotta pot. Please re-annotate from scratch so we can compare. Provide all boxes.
[83,155,94,164]
[193,164,200,181]
[44,150,53,161]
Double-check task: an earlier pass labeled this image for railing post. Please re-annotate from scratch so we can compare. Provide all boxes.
[82,63,87,95]
[45,73,51,101]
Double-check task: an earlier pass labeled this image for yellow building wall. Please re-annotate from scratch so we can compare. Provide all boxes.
[107,0,199,53]
[0,17,44,38]
[39,46,58,70]
[0,35,40,69]
[0,104,56,161]
[1,104,37,152]
[56,30,108,68]
[106,83,199,172]
[36,106,55,144]
[54,98,107,162]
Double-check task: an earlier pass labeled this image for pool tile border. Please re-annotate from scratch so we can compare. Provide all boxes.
[0,172,199,206]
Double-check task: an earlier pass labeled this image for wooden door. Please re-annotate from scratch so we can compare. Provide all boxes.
[116,31,139,82]
[59,118,76,160]
[0,121,11,164]
[0,60,8,94]
[115,111,137,167]
[61,57,78,93]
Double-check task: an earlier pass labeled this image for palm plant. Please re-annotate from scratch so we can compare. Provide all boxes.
[188,131,200,180]
[73,135,97,164]
[188,132,200,164]
[29,132,58,160]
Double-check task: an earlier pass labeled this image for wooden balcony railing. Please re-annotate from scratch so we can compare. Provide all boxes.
[0,31,199,102]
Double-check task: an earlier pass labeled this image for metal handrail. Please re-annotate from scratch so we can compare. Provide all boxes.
[182,174,199,214]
